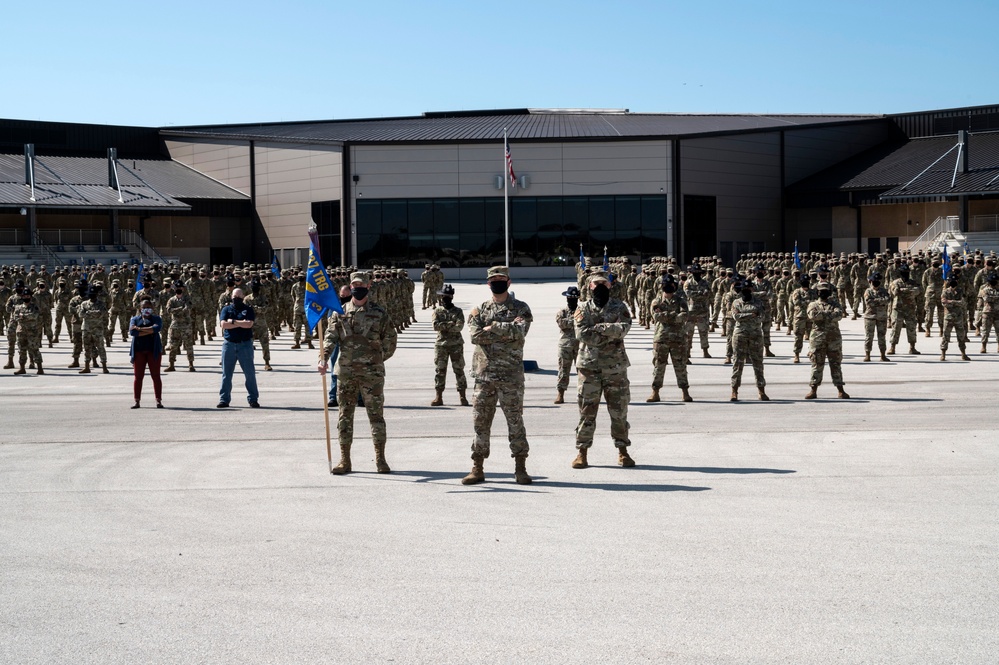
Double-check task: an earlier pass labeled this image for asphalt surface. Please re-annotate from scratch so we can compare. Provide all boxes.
[2,280,997,664]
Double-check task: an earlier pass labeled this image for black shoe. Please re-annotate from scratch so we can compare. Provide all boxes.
[327,398,338,408]
[131,402,140,409]
[156,402,164,409]
[249,401,260,408]
[216,402,229,408]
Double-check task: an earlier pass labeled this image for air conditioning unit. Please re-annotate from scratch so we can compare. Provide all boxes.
[518,175,530,189]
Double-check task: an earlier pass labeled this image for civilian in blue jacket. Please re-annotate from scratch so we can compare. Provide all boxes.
[129,298,164,408]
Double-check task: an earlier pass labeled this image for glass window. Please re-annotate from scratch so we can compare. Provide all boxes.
[537,198,563,236]
[616,196,641,234]
[408,200,433,236]
[460,199,485,234]
[563,197,588,235]
[483,198,505,235]
[459,233,487,267]
[589,197,614,236]
[356,234,381,268]
[356,200,382,234]
[435,199,460,235]
[511,198,536,235]
[381,200,407,236]
[641,196,667,231]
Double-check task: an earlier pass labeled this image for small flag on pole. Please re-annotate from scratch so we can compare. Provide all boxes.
[136,264,144,293]
[941,245,951,280]
[964,241,970,258]
[579,243,585,268]
[794,242,801,270]
[305,237,343,332]
[271,254,281,279]
[506,143,517,189]
[603,246,609,273]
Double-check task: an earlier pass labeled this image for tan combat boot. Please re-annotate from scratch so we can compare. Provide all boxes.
[188,362,196,372]
[3,358,13,369]
[880,352,889,362]
[68,359,80,368]
[514,455,532,485]
[724,356,732,365]
[805,386,818,399]
[681,387,692,403]
[793,353,800,363]
[102,362,109,374]
[36,362,44,375]
[430,390,444,406]
[863,352,871,362]
[461,454,485,485]
[837,386,851,399]
[458,390,470,406]
[571,448,588,469]
[331,445,352,475]
[909,345,920,355]
[264,363,272,371]
[730,389,739,402]
[199,333,205,345]
[307,340,315,349]
[290,342,300,349]
[164,360,175,372]
[617,447,636,467]
[79,361,91,374]
[646,388,660,403]
[553,389,564,404]
[888,345,896,355]
[758,388,770,401]
[374,444,391,474]
[982,344,987,354]
[765,346,776,358]
[961,351,970,361]
[940,352,946,361]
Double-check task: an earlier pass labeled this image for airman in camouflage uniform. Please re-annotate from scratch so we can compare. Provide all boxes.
[430,283,468,407]
[684,264,712,359]
[554,286,580,404]
[164,282,196,372]
[290,275,314,348]
[79,288,109,374]
[32,280,54,348]
[243,280,273,371]
[107,279,131,344]
[805,282,849,399]
[978,272,999,352]
[67,280,88,368]
[730,281,770,402]
[939,276,970,361]
[462,266,533,486]
[4,282,25,369]
[862,272,891,362]
[923,259,945,336]
[12,290,43,375]
[571,272,635,469]
[889,265,921,355]
[323,272,397,475]
[648,275,692,403]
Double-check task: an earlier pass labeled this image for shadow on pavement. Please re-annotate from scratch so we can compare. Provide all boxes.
[640,464,795,474]
[390,469,710,493]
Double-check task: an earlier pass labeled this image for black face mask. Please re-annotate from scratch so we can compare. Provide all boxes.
[741,288,754,301]
[232,297,244,308]
[441,297,454,309]
[870,281,881,288]
[592,284,610,307]
[818,290,831,300]
[339,295,350,305]
[567,298,578,311]
[351,287,369,300]
[489,280,509,295]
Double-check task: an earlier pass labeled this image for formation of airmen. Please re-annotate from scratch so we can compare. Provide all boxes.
[1,261,418,376]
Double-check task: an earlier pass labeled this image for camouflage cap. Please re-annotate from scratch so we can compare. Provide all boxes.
[816,281,833,291]
[587,272,611,286]
[349,271,372,285]
[486,266,509,279]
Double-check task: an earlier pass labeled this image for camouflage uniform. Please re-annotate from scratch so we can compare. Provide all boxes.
[243,290,271,369]
[683,274,712,356]
[107,282,131,342]
[650,290,689,393]
[467,285,533,459]
[573,287,632,451]
[730,294,767,395]
[431,302,467,394]
[80,298,108,370]
[863,284,891,358]
[940,283,968,358]
[979,282,999,350]
[165,292,196,370]
[889,274,920,351]
[806,292,846,391]
[327,297,397,451]
[13,299,43,372]
[32,284,53,346]
[923,265,944,333]
[555,304,579,393]
[290,280,313,345]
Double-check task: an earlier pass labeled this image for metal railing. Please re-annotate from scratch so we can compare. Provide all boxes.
[37,229,107,247]
[969,215,999,233]
[119,229,169,264]
[0,229,22,246]
[31,231,65,268]
[908,215,960,254]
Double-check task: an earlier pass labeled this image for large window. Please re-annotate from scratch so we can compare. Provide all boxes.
[353,195,668,268]
[311,200,342,266]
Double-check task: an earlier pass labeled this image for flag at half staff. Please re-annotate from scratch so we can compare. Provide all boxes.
[305,238,343,332]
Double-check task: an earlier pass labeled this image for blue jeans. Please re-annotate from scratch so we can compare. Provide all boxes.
[327,343,339,400]
[220,339,259,405]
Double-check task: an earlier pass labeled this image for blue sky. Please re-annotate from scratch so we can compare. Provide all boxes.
[4,0,997,126]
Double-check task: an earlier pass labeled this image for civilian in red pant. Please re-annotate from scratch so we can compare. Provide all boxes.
[129,298,164,409]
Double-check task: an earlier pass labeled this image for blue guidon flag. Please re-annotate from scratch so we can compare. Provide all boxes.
[304,238,343,332]
[794,242,801,270]
[941,245,951,280]
[271,254,281,279]
[136,264,144,292]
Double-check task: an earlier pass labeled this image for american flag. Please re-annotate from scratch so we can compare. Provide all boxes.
[506,143,517,189]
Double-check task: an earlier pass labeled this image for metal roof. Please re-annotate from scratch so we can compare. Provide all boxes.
[161,109,882,145]
[789,132,999,199]
[0,154,248,210]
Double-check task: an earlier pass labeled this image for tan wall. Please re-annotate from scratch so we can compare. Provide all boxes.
[971,200,999,216]
[831,206,858,253]
[165,140,251,194]
[860,201,956,243]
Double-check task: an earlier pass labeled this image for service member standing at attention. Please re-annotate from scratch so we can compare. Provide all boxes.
[730,280,770,402]
[554,286,581,404]
[862,272,891,362]
[889,264,921,356]
[321,272,397,475]
[571,272,635,469]
[939,275,970,361]
[648,275,692,403]
[462,266,533,486]
[430,284,469,407]
[805,282,850,399]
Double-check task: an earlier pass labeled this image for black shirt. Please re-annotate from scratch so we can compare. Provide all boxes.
[220,303,255,343]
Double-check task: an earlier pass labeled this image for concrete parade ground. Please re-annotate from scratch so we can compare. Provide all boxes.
[1,280,997,664]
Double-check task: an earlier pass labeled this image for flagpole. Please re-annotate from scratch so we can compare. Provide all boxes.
[503,128,510,267]
[317,315,333,473]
